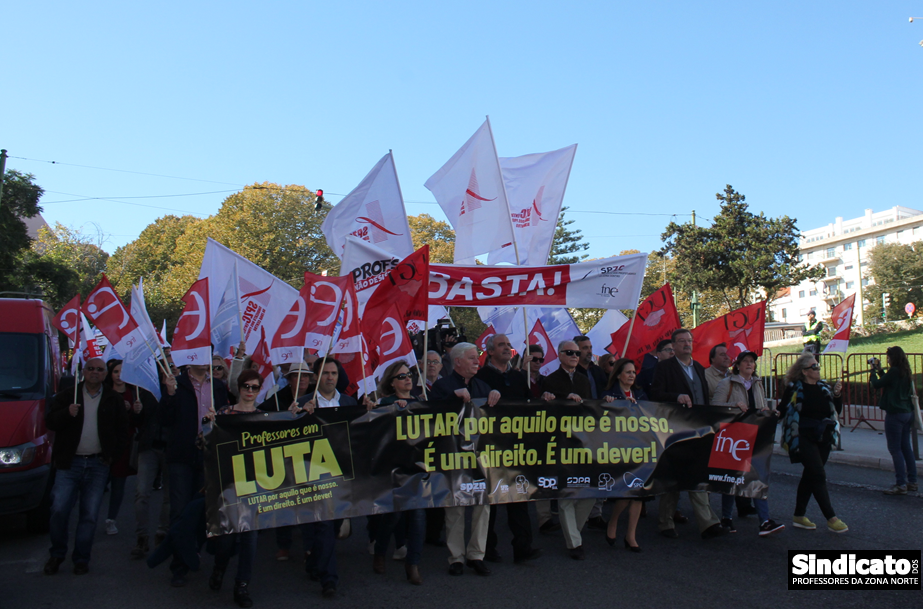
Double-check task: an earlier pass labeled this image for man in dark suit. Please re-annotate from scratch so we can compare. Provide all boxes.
[637,339,673,396]
[649,329,724,541]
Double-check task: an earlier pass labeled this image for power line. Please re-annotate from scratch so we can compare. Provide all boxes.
[10,155,244,187]
[41,189,240,204]
[42,189,209,216]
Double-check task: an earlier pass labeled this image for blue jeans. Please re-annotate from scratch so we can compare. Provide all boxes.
[303,522,338,586]
[721,494,769,522]
[375,510,424,565]
[168,462,203,525]
[885,412,918,486]
[49,455,110,564]
[107,475,128,520]
[214,530,258,582]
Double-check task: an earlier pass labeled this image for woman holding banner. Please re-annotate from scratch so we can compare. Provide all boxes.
[870,347,918,495]
[371,362,425,585]
[208,369,263,608]
[780,354,847,533]
[713,352,785,536]
[602,358,645,552]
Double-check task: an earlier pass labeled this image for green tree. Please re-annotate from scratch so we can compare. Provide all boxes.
[409,214,455,263]
[32,223,109,299]
[864,241,923,322]
[661,185,824,312]
[0,170,44,293]
[548,206,589,265]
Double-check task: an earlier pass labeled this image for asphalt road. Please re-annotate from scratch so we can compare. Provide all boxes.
[1,459,919,609]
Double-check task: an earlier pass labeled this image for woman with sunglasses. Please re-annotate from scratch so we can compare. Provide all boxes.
[780,354,847,533]
[371,362,425,585]
[870,346,918,495]
[208,369,263,608]
[601,358,647,552]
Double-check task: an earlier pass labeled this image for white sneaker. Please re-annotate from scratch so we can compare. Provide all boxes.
[392,545,407,560]
[368,541,375,555]
[105,519,118,535]
[336,519,351,540]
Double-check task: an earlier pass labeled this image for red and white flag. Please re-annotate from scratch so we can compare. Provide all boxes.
[83,275,142,350]
[331,281,375,396]
[489,144,577,266]
[365,245,430,331]
[528,318,559,376]
[609,283,682,369]
[159,320,170,348]
[270,274,350,363]
[691,301,767,367]
[172,279,212,365]
[321,152,414,260]
[366,302,417,379]
[587,309,630,356]
[824,293,857,354]
[251,326,276,402]
[80,313,103,361]
[53,295,81,347]
[475,325,497,353]
[425,119,516,264]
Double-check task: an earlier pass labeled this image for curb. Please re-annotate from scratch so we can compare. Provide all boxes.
[771,444,923,474]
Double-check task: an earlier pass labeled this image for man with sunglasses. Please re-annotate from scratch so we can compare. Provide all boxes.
[44,357,129,575]
[475,335,543,565]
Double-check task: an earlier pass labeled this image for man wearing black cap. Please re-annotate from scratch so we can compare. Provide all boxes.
[802,310,823,353]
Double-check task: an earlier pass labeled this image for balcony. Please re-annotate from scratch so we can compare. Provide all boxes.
[824,290,844,302]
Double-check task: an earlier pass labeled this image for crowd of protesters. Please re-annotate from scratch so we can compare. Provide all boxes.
[42,327,917,605]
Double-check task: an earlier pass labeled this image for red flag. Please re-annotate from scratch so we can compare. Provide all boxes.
[251,326,274,380]
[529,317,560,376]
[609,283,681,369]
[80,313,103,361]
[83,275,140,347]
[691,301,766,367]
[823,293,856,354]
[270,273,351,363]
[475,325,497,352]
[366,302,417,379]
[53,295,81,346]
[172,278,212,365]
[364,245,430,329]
[332,282,374,396]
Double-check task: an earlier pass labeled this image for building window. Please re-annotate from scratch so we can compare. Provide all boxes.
[877,235,885,245]
[799,290,805,298]
[844,242,853,251]
[826,247,835,258]
[858,239,866,247]
[827,266,837,277]
[781,308,787,320]
[914,226,921,236]
[846,281,855,289]
[861,278,870,287]
[809,290,817,297]
[844,265,854,271]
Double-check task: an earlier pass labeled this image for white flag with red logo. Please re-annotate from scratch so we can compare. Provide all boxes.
[322,152,414,260]
[172,279,212,366]
[53,295,81,348]
[159,320,170,348]
[83,275,143,351]
[80,313,103,361]
[251,326,276,402]
[691,301,767,367]
[489,144,577,266]
[424,119,516,264]
[824,293,856,354]
[340,236,402,313]
[528,318,559,376]
[587,309,630,356]
[270,274,350,363]
[331,283,375,396]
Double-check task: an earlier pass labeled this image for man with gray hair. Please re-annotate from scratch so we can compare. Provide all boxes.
[431,343,499,576]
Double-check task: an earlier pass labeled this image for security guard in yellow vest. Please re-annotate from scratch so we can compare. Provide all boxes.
[802,310,823,353]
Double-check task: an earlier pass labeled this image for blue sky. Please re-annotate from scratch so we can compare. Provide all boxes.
[4,1,922,261]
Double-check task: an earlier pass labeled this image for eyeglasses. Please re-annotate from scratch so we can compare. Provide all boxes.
[426,360,441,365]
[532,357,545,363]
[213,366,225,371]
[85,366,105,372]
[561,350,580,357]
[804,364,821,371]
[392,373,411,381]
[241,383,261,391]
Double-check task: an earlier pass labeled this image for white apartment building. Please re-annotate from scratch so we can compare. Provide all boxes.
[770,205,923,326]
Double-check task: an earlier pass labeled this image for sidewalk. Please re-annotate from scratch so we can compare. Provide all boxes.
[773,425,923,474]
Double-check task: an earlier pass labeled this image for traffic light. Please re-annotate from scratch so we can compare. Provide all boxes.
[314,189,325,212]
[883,293,891,308]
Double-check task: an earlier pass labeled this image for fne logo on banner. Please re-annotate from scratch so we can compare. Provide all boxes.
[708,422,758,472]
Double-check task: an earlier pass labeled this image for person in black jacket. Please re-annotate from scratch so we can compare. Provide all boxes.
[159,363,229,587]
[649,329,724,541]
[475,334,542,565]
[44,357,129,576]
[129,372,166,559]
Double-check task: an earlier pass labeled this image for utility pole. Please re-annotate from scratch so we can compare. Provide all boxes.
[690,209,700,327]
[0,149,7,209]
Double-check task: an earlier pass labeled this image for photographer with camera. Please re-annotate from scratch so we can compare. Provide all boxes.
[869,348,919,495]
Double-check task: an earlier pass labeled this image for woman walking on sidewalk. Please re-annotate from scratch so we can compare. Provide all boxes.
[870,347,919,495]
[780,354,848,533]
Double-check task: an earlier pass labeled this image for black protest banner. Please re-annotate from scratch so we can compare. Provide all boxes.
[205,400,777,535]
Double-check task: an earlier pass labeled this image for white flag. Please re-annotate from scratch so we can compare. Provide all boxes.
[340,236,402,314]
[477,306,580,375]
[211,273,242,360]
[321,152,414,260]
[587,309,630,356]
[132,280,166,361]
[424,119,516,264]
[198,238,299,357]
[489,144,577,266]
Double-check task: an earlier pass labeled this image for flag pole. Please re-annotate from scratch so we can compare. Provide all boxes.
[234,261,244,342]
[294,348,305,405]
[74,359,81,406]
[420,325,429,401]
[486,115,530,387]
[622,313,639,358]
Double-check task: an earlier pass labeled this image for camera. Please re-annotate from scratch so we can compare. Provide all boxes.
[867,357,879,367]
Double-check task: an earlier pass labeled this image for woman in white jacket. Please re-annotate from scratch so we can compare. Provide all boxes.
[713,351,784,537]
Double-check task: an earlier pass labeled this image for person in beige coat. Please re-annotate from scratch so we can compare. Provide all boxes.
[712,351,784,537]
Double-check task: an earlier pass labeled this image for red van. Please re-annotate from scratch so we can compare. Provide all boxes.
[0,299,61,532]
